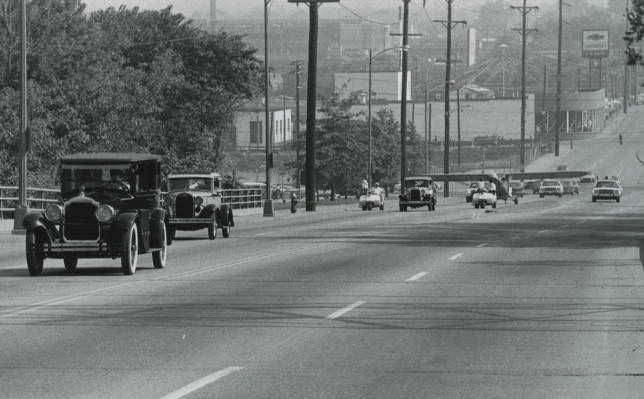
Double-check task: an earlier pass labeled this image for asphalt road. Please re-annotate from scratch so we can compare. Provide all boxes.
[1,110,644,398]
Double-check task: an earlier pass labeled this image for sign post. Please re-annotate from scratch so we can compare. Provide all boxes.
[581,30,609,91]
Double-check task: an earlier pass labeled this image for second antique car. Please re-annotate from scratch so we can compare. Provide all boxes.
[472,184,497,209]
[359,187,385,211]
[399,176,437,211]
[164,173,234,240]
[22,153,168,276]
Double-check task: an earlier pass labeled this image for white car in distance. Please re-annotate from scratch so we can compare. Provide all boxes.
[592,179,623,202]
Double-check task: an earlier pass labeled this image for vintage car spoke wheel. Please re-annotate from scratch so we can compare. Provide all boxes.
[63,256,78,273]
[616,197,621,203]
[121,223,138,275]
[25,231,44,276]
[153,223,167,268]
[208,218,217,240]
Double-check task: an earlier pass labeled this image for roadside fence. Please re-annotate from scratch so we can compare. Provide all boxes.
[0,186,60,220]
[1,186,266,219]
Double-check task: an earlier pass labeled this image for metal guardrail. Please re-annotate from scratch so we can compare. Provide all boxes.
[1,186,265,219]
[0,186,60,219]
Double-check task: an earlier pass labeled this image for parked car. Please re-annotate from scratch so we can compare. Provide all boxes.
[539,180,563,198]
[592,179,623,202]
[23,153,168,276]
[164,173,234,240]
[399,177,437,211]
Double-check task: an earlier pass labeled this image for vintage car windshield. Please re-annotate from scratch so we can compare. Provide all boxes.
[468,183,479,188]
[405,179,430,189]
[61,166,132,196]
[168,178,212,192]
[542,181,559,187]
[510,182,522,188]
[595,181,618,188]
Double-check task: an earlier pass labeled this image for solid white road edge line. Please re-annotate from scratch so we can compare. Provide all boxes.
[448,253,463,261]
[326,301,366,320]
[476,243,488,248]
[159,366,244,399]
[406,272,428,282]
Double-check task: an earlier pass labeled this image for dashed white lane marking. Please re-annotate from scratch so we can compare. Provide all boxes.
[560,224,569,228]
[537,230,549,235]
[448,253,463,261]
[326,301,366,320]
[406,272,429,282]
[476,243,488,248]
[159,367,244,399]
[255,232,270,236]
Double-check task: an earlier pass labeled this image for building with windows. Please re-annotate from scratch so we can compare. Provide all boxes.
[234,103,293,151]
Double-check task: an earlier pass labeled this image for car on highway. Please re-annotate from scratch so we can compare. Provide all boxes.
[539,180,563,198]
[472,183,497,209]
[399,176,436,211]
[592,179,623,202]
[359,187,385,211]
[22,153,168,276]
[465,182,479,203]
[580,174,596,183]
[561,180,578,195]
[164,172,234,240]
[523,180,540,194]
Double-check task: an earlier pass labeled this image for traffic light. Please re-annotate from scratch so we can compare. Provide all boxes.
[619,134,623,145]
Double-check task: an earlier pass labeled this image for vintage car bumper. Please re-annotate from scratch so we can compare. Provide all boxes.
[168,218,210,224]
[399,200,431,206]
[594,192,619,198]
[42,239,118,258]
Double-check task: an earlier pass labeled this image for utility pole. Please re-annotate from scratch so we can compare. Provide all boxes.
[511,0,538,173]
[424,70,429,175]
[456,87,461,168]
[13,0,28,234]
[290,60,303,189]
[287,0,339,211]
[554,0,563,156]
[624,0,629,114]
[263,0,274,217]
[435,0,466,197]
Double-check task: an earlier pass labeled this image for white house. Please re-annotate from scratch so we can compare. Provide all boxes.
[234,102,293,151]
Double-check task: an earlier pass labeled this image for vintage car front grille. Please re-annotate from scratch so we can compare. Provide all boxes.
[64,202,99,241]
[175,193,195,218]
[410,189,421,201]
[598,189,614,195]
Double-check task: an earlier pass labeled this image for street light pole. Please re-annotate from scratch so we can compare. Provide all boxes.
[263,0,274,217]
[368,48,373,189]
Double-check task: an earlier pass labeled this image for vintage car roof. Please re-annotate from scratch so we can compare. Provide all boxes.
[168,173,221,179]
[60,153,161,164]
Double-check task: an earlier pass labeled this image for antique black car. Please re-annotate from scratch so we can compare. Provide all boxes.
[399,176,437,211]
[23,153,168,276]
[164,173,234,241]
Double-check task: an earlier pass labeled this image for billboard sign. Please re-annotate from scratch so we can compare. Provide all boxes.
[582,30,609,58]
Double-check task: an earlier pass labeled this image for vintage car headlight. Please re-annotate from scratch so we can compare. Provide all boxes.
[95,204,116,223]
[44,204,64,223]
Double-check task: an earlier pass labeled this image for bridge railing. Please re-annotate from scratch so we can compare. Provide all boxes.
[1,186,266,219]
[0,186,61,219]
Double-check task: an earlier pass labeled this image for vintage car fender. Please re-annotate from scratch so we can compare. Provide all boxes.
[22,212,53,244]
[149,209,166,248]
[199,204,217,219]
[114,212,138,237]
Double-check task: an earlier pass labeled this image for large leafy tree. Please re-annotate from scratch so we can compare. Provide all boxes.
[0,1,261,185]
